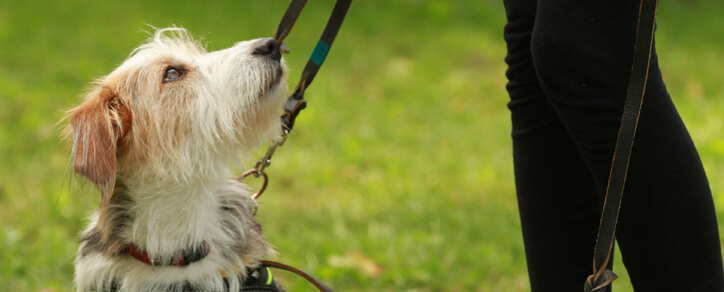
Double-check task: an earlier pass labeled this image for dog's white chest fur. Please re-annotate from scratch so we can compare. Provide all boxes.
[64,28,288,292]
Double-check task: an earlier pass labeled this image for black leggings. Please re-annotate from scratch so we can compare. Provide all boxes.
[503,0,724,291]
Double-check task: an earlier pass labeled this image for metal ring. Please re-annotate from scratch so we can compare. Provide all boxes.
[240,169,268,199]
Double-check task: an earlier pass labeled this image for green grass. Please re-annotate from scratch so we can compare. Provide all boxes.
[1,0,723,291]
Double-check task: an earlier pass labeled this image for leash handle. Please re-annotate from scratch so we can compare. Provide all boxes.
[261,260,335,292]
[585,0,659,290]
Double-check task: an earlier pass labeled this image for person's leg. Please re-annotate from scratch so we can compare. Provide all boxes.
[615,60,724,291]
[529,0,724,290]
[504,0,609,290]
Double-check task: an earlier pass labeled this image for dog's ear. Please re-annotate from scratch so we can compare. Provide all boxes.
[64,85,130,188]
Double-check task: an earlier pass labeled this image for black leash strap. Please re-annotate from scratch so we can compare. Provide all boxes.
[242,0,352,193]
[273,0,307,44]
[275,0,353,132]
[584,0,659,291]
[243,0,352,196]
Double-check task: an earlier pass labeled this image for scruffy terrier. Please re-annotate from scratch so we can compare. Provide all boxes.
[63,28,288,291]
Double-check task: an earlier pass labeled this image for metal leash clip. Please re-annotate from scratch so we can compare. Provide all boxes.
[240,129,290,199]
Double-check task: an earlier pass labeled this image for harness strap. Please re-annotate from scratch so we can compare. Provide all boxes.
[584,0,659,290]
[99,261,325,292]
[242,265,284,291]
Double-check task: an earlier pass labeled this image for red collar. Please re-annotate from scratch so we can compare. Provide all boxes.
[123,241,210,266]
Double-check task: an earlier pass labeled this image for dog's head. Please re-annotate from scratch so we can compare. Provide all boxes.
[64,28,288,191]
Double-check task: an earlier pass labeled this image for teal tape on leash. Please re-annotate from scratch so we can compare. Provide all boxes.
[311,40,331,66]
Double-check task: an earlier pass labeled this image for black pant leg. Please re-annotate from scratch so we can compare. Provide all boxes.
[504,0,609,290]
[527,0,724,290]
[615,57,724,291]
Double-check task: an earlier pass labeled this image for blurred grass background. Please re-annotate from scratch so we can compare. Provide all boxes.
[1,0,723,291]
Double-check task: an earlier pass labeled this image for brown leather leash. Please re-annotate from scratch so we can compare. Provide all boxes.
[240,0,353,291]
[240,0,352,199]
[584,0,659,290]
[260,260,335,292]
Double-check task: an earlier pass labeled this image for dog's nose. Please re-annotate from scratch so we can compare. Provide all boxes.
[253,38,281,61]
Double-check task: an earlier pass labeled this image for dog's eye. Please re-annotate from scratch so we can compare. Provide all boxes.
[163,67,185,82]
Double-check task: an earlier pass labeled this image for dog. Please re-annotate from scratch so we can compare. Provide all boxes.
[63,27,288,291]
